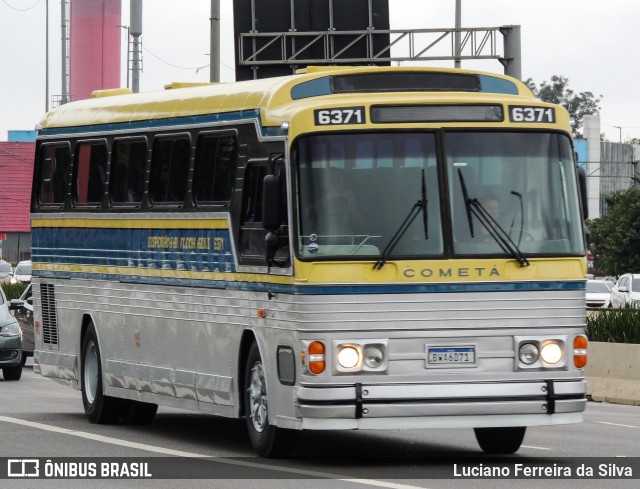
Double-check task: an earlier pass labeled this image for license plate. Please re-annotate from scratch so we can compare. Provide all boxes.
[427,346,476,367]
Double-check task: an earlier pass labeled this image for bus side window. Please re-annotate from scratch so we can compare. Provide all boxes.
[37,144,71,206]
[239,163,267,260]
[110,138,147,205]
[73,141,107,206]
[193,133,238,204]
[150,135,191,205]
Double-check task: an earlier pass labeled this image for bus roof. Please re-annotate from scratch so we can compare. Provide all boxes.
[39,66,536,131]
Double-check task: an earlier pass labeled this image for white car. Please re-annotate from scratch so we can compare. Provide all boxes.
[0,261,12,282]
[610,274,640,308]
[585,279,612,309]
[10,260,31,284]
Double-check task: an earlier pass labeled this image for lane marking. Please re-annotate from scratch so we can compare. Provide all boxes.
[597,421,639,429]
[521,445,551,450]
[0,416,427,489]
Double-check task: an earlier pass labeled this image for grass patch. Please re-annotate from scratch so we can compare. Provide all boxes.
[0,282,28,301]
[586,306,640,344]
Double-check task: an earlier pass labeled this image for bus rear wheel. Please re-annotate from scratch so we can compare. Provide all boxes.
[244,342,297,457]
[81,323,123,424]
[474,426,526,454]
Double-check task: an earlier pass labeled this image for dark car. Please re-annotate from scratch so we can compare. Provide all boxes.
[0,286,23,380]
[11,283,34,361]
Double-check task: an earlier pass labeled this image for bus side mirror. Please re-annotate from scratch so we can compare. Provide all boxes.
[262,173,282,232]
[577,166,588,220]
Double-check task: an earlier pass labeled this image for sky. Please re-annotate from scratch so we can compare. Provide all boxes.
[1,0,639,142]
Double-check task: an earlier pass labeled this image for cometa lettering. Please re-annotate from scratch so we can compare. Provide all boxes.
[403,267,501,279]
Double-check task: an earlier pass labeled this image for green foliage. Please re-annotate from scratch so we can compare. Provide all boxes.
[586,306,640,344]
[587,187,640,275]
[525,75,601,138]
[0,282,28,301]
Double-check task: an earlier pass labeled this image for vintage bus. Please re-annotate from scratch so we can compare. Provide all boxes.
[31,66,589,457]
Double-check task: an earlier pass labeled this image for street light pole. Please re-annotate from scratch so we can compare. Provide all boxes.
[454,0,461,68]
[613,126,622,143]
[210,0,220,82]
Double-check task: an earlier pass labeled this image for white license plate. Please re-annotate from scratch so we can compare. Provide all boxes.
[427,346,476,366]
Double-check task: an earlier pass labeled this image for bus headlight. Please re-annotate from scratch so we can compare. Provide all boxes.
[515,336,567,369]
[337,346,361,369]
[518,343,539,365]
[363,346,385,368]
[540,342,563,365]
[332,340,388,374]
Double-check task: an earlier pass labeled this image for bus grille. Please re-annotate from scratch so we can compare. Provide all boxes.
[40,284,59,345]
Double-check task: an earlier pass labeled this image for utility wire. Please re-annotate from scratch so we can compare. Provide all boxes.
[1,0,43,12]
[142,44,208,72]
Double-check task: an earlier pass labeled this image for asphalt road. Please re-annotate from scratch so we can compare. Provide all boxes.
[1,361,639,489]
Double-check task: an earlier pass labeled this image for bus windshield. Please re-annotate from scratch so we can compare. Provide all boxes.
[295,131,584,259]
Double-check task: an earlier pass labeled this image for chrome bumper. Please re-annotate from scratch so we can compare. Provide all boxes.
[296,379,587,428]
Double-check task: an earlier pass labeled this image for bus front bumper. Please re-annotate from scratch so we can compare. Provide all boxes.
[295,379,587,430]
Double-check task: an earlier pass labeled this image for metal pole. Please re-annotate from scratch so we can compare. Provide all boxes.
[210,0,220,82]
[614,126,622,143]
[61,0,68,104]
[130,0,142,93]
[501,25,522,79]
[45,0,49,112]
[454,0,461,68]
[289,0,296,74]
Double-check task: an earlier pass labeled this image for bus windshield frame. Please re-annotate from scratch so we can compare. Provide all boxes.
[293,130,584,261]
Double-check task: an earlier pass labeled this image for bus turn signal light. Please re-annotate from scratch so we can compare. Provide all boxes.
[308,341,326,374]
[573,335,588,368]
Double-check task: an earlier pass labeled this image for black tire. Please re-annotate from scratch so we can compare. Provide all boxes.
[81,323,123,424]
[244,342,297,457]
[121,400,158,425]
[474,426,526,454]
[2,364,22,381]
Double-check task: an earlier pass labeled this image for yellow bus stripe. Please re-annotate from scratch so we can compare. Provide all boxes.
[31,218,229,230]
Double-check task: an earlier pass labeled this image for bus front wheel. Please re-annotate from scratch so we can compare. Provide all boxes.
[244,342,297,457]
[81,323,123,424]
[474,426,526,454]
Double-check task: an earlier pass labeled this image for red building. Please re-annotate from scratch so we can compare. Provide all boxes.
[0,142,34,263]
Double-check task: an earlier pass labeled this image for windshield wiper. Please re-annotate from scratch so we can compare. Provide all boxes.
[457,169,529,267]
[373,169,428,270]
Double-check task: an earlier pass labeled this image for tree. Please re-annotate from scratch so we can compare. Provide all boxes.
[525,75,601,138]
[587,186,640,275]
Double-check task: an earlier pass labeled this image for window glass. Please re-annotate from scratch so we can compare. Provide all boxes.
[239,164,267,258]
[295,132,441,258]
[38,144,71,205]
[74,141,107,205]
[110,139,147,204]
[445,132,584,256]
[150,136,190,203]
[193,134,238,203]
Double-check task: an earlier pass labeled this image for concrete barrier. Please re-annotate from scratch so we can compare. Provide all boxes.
[584,342,640,406]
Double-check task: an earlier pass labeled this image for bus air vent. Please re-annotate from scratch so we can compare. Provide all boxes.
[40,283,59,346]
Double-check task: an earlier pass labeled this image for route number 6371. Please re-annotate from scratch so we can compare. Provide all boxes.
[314,107,366,126]
[509,106,556,123]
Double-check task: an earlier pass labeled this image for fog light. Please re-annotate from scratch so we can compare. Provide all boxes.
[337,346,360,369]
[363,346,384,368]
[519,343,539,365]
[541,342,562,364]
